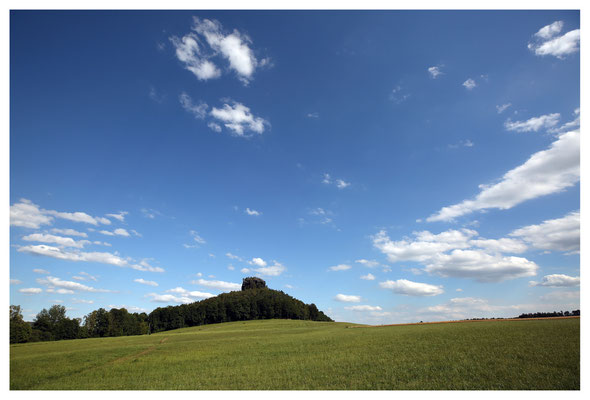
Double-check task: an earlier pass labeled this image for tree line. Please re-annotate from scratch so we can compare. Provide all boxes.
[10,304,149,344]
[518,310,580,319]
[10,277,333,344]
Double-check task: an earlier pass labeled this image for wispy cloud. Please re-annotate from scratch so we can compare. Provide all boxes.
[428,65,443,79]
[504,113,560,133]
[496,103,512,114]
[134,278,159,287]
[328,264,352,272]
[427,129,579,222]
[245,207,262,216]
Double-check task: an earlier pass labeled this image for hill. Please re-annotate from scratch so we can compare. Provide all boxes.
[148,277,333,332]
[10,318,579,390]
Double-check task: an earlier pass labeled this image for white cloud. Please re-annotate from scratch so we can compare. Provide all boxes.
[10,279,22,285]
[468,238,528,254]
[45,210,110,226]
[207,122,222,132]
[427,129,579,222]
[504,113,560,132]
[179,92,209,119]
[245,208,262,216]
[360,273,376,281]
[240,267,250,274]
[148,287,215,304]
[509,211,579,253]
[10,199,110,229]
[380,279,444,296]
[528,22,580,58]
[33,268,50,274]
[210,100,268,136]
[355,259,380,268]
[249,257,267,267]
[534,21,564,39]
[10,199,53,229]
[334,294,361,303]
[373,229,539,282]
[37,276,111,293]
[105,211,128,222]
[462,79,476,90]
[345,305,383,311]
[192,278,241,291]
[51,228,88,238]
[322,173,331,184]
[448,139,474,149]
[192,17,262,84]
[423,250,538,282]
[423,297,522,320]
[226,252,243,261]
[72,298,94,304]
[496,103,512,114]
[19,288,43,294]
[190,230,206,245]
[307,112,319,119]
[250,262,286,277]
[328,264,352,272]
[18,244,165,272]
[72,272,98,282]
[335,179,351,189]
[170,33,221,81]
[428,66,443,79]
[134,278,159,287]
[530,274,579,287]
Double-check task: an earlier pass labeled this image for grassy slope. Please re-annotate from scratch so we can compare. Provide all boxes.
[10,318,579,390]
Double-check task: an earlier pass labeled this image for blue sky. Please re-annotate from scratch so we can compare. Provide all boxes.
[9,10,580,324]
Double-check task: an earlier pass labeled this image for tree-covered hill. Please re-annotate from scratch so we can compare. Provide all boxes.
[148,277,333,332]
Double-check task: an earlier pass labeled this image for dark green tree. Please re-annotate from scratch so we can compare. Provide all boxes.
[10,305,32,344]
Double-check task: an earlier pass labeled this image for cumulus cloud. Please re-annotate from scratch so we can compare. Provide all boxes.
[328,264,352,272]
[462,79,476,90]
[345,305,383,311]
[134,278,159,287]
[427,129,579,222]
[37,276,111,293]
[192,278,241,291]
[373,229,539,282]
[379,279,444,296]
[171,17,267,84]
[249,257,267,267]
[210,100,268,137]
[529,274,579,287]
[360,273,376,281]
[534,21,564,39]
[148,287,214,304]
[528,21,580,58]
[10,199,53,229]
[247,262,286,277]
[207,122,222,132]
[170,33,221,81]
[192,17,265,84]
[504,113,560,133]
[19,288,43,294]
[509,211,579,253]
[18,244,164,272]
[334,294,361,303]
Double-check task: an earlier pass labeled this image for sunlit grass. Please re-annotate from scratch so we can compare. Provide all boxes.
[10,318,579,390]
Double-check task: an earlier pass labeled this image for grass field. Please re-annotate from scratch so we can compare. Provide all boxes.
[10,317,579,390]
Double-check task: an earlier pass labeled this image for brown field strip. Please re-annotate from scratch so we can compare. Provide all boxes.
[368,315,580,328]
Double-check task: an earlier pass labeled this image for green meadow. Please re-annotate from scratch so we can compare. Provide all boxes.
[10,318,579,390]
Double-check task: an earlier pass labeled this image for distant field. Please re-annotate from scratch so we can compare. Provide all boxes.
[10,318,579,390]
